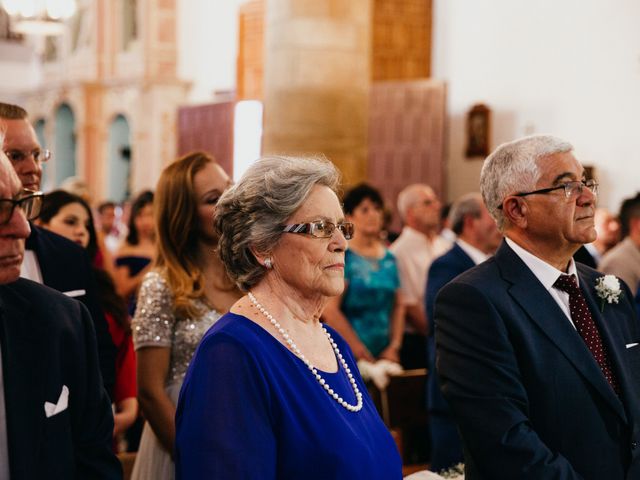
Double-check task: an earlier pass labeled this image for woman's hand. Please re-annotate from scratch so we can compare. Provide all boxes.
[378,345,400,364]
[352,341,375,362]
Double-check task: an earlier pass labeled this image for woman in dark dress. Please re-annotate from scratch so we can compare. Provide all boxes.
[176,156,402,479]
[114,190,156,315]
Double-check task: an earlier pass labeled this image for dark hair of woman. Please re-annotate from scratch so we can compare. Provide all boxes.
[125,190,154,246]
[39,189,99,260]
[342,183,384,215]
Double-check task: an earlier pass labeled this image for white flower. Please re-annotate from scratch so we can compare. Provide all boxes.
[595,275,622,308]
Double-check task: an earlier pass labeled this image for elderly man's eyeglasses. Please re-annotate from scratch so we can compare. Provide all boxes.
[498,180,598,209]
[4,149,52,164]
[0,190,44,225]
[516,179,598,199]
[282,221,355,240]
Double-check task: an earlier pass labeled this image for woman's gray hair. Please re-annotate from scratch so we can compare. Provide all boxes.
[480,134,573,230]
[215,155,341,291]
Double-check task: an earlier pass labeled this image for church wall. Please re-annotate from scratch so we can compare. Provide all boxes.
[433,0,640,211]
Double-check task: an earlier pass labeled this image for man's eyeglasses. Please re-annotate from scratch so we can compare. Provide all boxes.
[4,149,52,164]
[282,221,355,240]
[498,180,598,209]
[0,190,44,225]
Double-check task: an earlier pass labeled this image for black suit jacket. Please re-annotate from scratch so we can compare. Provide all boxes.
[0,279,122,479]
[435,241,640,479]
[26,225,115,398]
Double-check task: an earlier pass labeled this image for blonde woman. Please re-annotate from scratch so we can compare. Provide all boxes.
[131,152,239,479]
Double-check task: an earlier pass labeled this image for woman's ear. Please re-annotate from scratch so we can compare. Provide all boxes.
[502,197,528,229]
[249,246,272,269]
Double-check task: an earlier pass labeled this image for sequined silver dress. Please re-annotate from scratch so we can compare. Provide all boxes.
[130,270,222,480]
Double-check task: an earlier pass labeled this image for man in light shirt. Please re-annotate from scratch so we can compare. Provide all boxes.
[435,135,640,479]
[390,184,451,368]
[424,192,501,472]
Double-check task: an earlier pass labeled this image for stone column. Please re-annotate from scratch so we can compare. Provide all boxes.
[262,0,371,185]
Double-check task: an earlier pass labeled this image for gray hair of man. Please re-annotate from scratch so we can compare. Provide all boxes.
[480,134,573,230]
[448,192,484,236]
[396,183,434,222]
[214,155,341,291]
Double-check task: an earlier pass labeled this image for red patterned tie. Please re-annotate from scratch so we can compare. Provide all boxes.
[553,274,620,394]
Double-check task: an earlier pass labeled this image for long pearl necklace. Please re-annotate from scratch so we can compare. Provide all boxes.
[248,292,363,412]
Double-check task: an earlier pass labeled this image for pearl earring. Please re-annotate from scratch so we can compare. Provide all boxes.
[264,258,273,269]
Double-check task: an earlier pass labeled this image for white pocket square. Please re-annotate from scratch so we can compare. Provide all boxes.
[626,342,639,349]
[44,385,69,418]
[63,289,86,298]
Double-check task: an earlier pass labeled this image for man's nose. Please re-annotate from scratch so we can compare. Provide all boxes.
[6,207,31,239]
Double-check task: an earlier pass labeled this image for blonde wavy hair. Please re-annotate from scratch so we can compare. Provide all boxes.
[154,151,234,319]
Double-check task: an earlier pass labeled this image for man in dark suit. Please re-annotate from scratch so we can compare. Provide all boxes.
[0,102,115,398]
[435,135,640,479]
[0,149,121,478]
[424,192,501,472]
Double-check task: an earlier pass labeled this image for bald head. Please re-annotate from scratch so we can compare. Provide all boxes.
[396,183,441,235]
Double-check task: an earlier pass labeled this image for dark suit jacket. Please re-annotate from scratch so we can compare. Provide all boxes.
[425,242,476,414]
[0,279,122,479]
[435,241,640,480]
[573,244,598,269]
[26,225,115,398]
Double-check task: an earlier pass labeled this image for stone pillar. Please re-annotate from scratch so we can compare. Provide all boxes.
[262,0,371,185]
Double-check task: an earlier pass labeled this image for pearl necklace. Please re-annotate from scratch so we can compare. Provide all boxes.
[248,292,363,412]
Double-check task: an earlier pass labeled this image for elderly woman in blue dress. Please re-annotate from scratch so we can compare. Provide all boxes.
[176,156,402,479]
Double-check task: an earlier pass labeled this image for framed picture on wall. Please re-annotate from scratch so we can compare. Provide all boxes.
[465,103,490,158]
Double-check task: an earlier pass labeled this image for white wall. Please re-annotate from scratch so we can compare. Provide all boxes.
[177,0,247,103]
[0,41,41,102]
[433,0,640,211]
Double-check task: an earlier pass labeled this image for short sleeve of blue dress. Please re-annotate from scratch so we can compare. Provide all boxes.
[341,249,400,356]
[175,313,402,480]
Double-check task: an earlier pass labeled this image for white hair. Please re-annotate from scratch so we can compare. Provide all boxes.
[480,134,573,230]
[396,183,434,221]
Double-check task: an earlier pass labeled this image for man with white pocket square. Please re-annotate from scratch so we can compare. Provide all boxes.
[0,102,116,400]
[0,142,120,477]
[435,135,640,479]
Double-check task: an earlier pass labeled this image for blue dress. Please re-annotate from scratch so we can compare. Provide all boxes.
[175,312,402,480]
[342,249,400,356]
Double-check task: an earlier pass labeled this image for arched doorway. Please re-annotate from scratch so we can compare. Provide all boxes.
[107,114,132,202]
[33,118,49,190]
[54,103,76,186]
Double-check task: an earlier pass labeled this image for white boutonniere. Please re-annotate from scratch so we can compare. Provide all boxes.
[595,275,622,312]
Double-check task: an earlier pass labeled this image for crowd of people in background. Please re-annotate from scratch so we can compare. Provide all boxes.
[1,98,640,479]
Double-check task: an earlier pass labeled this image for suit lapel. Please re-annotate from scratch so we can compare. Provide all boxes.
[578,267,637,423]
[495,243,627,422]
[0,283,47,478]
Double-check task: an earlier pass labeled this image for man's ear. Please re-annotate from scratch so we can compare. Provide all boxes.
[502,197,528,229]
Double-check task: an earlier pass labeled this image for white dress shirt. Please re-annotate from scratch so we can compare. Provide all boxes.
[19,250,43,284]
[457,238,490,266]
[505,237,578,328]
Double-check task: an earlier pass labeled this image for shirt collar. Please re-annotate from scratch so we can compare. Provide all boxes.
[456,238,489,265]
[505,237,579,290]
